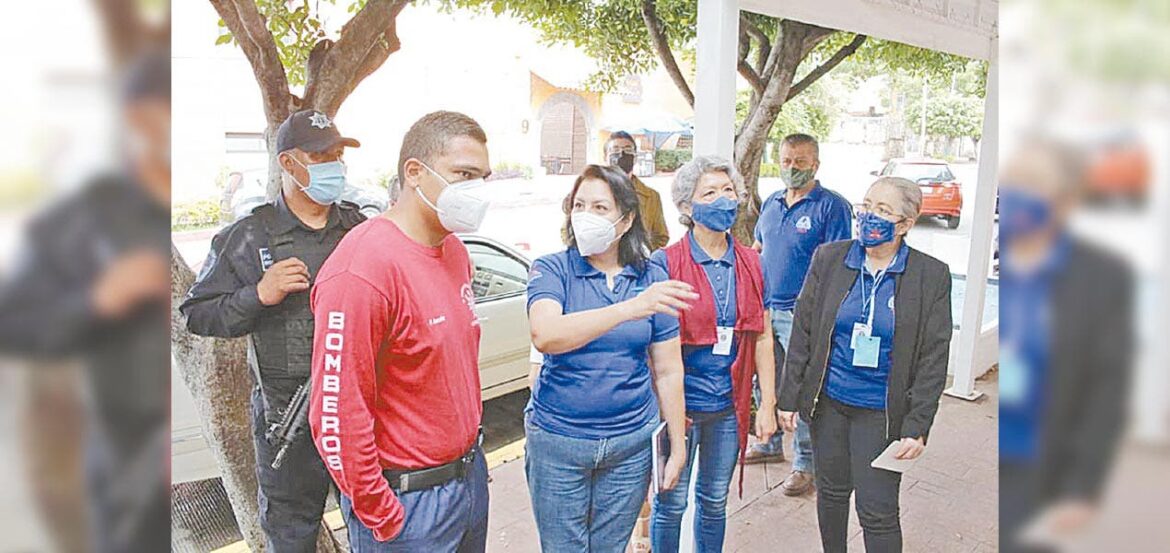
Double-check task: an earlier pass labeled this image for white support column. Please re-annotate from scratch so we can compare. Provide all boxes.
[1134,123,1170,444]
[693,0,739,159]
[945,49,999,401]
[680,3,739,551]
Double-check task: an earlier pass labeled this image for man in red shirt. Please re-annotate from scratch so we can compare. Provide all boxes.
[309,111,493,551]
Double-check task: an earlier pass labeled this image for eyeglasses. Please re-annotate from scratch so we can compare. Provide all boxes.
[853,203,902,221]
[608,146,636,155]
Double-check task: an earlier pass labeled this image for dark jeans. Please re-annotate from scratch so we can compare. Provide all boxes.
[999,461,1056,553]
[342,446,489,552]
[84,417,169,553]
[250,387,333,553]
[811,396,903,553]
[651,408,739,553]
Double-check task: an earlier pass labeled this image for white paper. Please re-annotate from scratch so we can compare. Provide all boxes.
[870,441,919,473]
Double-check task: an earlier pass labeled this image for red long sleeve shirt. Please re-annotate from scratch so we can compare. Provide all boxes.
[309,217,483,541]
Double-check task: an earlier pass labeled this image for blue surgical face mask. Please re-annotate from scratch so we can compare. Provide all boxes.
[998,188,1052,243]
[857,211,898,247]
[691,196,739,233]
[290,157,347,205]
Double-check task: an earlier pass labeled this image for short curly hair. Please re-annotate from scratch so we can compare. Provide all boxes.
[670,155,746,227]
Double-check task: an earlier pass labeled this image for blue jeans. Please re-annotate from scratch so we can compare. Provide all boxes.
[754,309,815,473]
[650,409,739,553]
[525,415,656,552]
[341,446,489,552]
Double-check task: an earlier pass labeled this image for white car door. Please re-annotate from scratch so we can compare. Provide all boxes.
[464,238,532,401]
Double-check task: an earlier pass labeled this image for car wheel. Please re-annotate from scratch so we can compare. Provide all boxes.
[946,215,961,229]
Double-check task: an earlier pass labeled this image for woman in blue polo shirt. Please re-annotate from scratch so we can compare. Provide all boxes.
[526,164,694,552]
[778,177,953,553]
[647,156,779,553]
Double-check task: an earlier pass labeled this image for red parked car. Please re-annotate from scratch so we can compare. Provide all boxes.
[873,158,964,229]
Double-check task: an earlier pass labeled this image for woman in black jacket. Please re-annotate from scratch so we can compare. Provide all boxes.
[778,176,953,552]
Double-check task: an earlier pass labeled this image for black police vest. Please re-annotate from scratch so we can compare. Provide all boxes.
[250,206,349,382]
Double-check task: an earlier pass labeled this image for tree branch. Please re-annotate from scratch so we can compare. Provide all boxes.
[303,0,408,115]
[640,0,694,107]
[91,0,169,64]
[737,20,825,158]
[346,1,409,97]
[740,15,771,75]
[738,20,791,135]
[209,0,293,127]
[758,22,788,87]
[786,34,867,102]
[738,57,765,95]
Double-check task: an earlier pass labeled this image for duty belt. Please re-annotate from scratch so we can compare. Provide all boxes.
[382,428,484,494]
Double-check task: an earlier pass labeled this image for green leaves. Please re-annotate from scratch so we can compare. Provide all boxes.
[440,0,686,92]
[906,90,984,140]
[213,0,364,87]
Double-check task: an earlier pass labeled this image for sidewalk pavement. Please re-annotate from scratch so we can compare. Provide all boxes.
[485,374,999,552]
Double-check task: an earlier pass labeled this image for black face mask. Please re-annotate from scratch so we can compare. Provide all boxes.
[608,152,635,174]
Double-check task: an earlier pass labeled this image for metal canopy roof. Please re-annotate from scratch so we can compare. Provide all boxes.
[740,0,997,60]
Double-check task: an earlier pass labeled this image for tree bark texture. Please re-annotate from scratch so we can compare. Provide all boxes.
[171,244,266,551]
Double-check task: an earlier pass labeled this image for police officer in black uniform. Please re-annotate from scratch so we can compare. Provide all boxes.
[0,50,171,553]
[180,109,366,552]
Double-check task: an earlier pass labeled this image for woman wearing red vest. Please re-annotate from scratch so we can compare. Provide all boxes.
[649,155,779,552]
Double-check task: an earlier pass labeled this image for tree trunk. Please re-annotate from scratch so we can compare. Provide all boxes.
[731,139,767,246]
[265,127,284,201]
[171,244,266,551]
[730,21,834,245]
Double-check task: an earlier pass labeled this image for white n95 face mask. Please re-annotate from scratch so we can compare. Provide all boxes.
[572,211,621,257]
[418,163,490,233]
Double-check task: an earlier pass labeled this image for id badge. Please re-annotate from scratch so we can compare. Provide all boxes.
[999,347,1030,407]
[852,335,881,368]
[713,326,734,356]
[258,247,274,271]
[851,322,871,349]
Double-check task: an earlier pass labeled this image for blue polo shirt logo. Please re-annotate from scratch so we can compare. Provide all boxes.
[795,215,812,233]
[754,185,854,311]
[524,248,681,439]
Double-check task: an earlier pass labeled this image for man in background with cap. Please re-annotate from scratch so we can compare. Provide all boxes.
[181,109,366,552]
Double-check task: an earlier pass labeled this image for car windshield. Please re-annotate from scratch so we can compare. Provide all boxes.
[893,163,954,183]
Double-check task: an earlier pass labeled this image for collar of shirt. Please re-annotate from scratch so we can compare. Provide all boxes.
[1001,233,1072,282]
[777,180,825,209]
[568,247,642,281]
[844,240,910,274]
[272,191,343,234]
[631,175,654,199]
[687,232,735,268]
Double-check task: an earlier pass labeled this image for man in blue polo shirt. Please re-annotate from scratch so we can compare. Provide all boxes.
[749,133,853,497]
